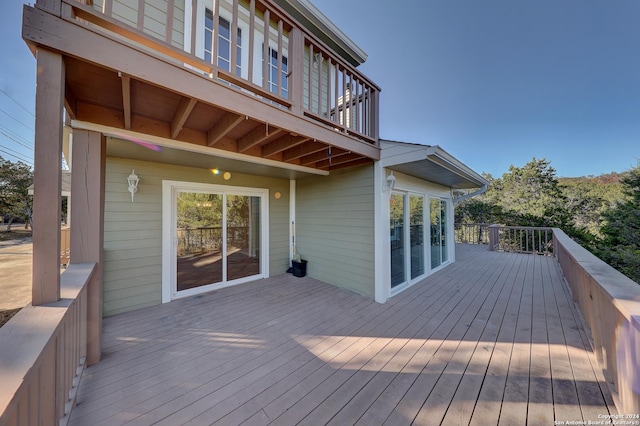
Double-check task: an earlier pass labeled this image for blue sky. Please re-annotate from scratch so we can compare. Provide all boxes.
[1,0,639,177]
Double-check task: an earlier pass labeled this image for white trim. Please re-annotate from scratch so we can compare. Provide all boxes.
[289,179,296,265]
[374,161,387,303]
[381,168,455,299]
[71,120,329,176]
[162,179,269,302]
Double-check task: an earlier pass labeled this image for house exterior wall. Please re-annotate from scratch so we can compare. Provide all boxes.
[92,0,186,48]
[295,164,375,297]
[103,156,291,316]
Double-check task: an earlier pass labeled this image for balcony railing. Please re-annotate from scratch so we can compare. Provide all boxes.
[60,0,380,144]
[455,223,553,255]
[0,263,96,426]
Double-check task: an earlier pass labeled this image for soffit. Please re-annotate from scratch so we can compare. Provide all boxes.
[105,137,321,180]
[381,140,488,190]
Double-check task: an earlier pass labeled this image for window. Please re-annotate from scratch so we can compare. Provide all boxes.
[205,10,242,76]
[265,47,288,97]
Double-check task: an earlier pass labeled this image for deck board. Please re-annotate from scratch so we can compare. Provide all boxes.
[70,244,616,425]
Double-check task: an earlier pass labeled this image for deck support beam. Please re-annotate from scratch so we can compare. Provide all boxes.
[32,48,64,306]
[70,129,106,365]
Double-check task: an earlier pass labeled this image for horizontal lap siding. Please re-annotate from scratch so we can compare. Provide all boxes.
[92,0,185,50]
[103,156,290,316]
[296,165,375,297]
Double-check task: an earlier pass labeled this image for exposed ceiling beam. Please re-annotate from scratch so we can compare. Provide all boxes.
[321,157,372,171]
[238,125,283,152]
[262,134,310,158]
[207,112,244,147]
[282,140,327,162]
[120,73,131,130]
[299,147,348,166]
[64,84,78,120]
[316,153,365,169]
[171,97,197,139]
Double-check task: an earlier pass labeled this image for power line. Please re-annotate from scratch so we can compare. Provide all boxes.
[0,147,33,166]
[0,126,33,152]
[0,143,33,162]
[0,88,34,118]
[0,107,35,132]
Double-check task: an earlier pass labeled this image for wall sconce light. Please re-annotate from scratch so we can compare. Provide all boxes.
[385,172,396,193]
[127,169,140,202]
[313,52,321,70]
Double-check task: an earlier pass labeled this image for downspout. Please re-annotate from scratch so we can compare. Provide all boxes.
[453,184,487,204]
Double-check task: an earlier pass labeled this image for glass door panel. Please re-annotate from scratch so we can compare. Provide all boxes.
[390,193,406,288]
[430,198,448,269]
[430,199,442,269]
[441,200,448,263]
[176,192,223,291]
[226,195,261,281]
[410,195,425,279]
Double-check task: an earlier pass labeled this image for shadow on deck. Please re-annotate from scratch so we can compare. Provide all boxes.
[70,244,615,425]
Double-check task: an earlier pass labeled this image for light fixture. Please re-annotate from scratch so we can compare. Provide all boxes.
[313,52,321,70]
[223,172,231,180]
[385,172,396,193]
[274,191,281,199]
[127,169,140,202]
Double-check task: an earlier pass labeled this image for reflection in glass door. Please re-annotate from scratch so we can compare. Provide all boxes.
[176,192,223,291]
[410,195,425,279]
[226,195,261,281]
[430,198,448,269]
[390,193,405,288]
[175,190,263,294]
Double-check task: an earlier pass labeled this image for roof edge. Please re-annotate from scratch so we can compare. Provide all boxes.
[273,0,368,66]
[380,139,489,188]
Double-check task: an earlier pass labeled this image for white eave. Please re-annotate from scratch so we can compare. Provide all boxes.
[274,0,368,66]
[380,139,489,190]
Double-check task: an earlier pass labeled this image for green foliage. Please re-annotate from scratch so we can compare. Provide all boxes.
[457,158,573,229]
[0,157,33,231]
[594,164,640,282]
[455,158,639,284]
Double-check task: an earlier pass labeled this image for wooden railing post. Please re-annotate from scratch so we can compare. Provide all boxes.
[488,224,500,251]
[289,28,304,115]
[70,129,106,365]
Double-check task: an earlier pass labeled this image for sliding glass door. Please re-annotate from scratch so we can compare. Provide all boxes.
[430,198,448,269]
[410,195,425,279]
[165,182,268,300]
[390,193,405,288]
[390,193,426,290]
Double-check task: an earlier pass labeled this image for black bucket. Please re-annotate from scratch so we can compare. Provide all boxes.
[292,260,307,277]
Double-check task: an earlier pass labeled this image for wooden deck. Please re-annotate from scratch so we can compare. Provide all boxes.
[69,244,616,425]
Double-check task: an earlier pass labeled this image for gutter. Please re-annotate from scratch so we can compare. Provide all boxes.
[453,184,488,204]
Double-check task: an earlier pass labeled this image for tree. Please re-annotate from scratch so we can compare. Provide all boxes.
[0,157,33,231]
[596,163,640,283]
[486,158,570,226]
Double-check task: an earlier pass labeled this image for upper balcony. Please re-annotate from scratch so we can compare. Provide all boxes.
[22,0,381,172]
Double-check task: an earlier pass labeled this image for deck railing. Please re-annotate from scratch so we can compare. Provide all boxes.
[552,228,640,415]
[455,223,640,413]
[455,223,553,255]
[454,223,490,245]
[59,0,380,144]
[60,227,70,266]
[0,263,96,426]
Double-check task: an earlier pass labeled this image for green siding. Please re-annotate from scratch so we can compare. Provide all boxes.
[92,0,185,49]
[103,157,290,316]
[296,164,375,297]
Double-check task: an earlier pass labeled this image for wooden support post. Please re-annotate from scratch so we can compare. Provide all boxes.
[289,28,304,114]
[70,129,106,365]
[32,48,64,306]
[489,224,500,251]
